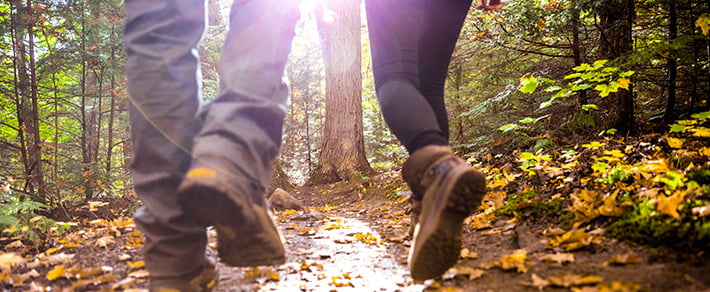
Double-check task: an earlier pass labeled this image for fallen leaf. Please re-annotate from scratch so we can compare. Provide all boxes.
[127,261,145,269]
[665,137,684,148]
[547,274,603,287]
[609,253,640,265]
[46,265,67,281]
[540,253,575,265]
[547,229,599,251]
[128,269,150,279]
[457,267,485,280]
[460,248,479,259]
[6,240,24,249]
[524,273,549,290]
[500,249,530,273]
[42,253,75,266]
[656,191,686,219]
[95,235,115,248]
[0,252,24,269]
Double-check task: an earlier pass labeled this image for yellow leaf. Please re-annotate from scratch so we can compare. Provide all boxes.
[186,167,217,179]
[547,274,603,287]
[500,249,530,273]
[691,127,710,137]
[656,192,686,218]
[699,147,710,157]
[696,15,710,36]
[460,248,479,259]
[547,229,598,251]
[127,261,145,269]
[46,265,66,281]
[617,78,631,90]
[665,137,684,148]
[610,253,640,265]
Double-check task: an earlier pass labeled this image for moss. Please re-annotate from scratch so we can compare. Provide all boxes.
[495,189,563,221]
[607,199,710,251]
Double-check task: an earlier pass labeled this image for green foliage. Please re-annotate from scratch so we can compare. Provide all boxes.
[520,60,635,109]
[517,151,551,176]
[669,111,710,138]
[607,199,710,250]
[0,188,59,242]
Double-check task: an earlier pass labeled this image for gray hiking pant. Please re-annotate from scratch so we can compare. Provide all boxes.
[124,0,299,277]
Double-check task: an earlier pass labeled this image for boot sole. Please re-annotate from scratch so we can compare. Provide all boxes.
[180,182,286,267]
[408,165,486,281]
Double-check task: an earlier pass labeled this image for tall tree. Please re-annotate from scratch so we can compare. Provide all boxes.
[595,0,635,132]
[10,0,45,201]
[310,0,371,184]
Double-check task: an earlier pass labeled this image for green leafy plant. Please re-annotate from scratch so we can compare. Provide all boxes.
[0,193,56,242]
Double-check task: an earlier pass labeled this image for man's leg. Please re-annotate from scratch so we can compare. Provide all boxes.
[180,0,301,267]
[124,0,208,280]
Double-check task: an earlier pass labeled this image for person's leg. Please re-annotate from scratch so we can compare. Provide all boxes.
[365,0,447,154]
[180,0,301,267]
[418,0,473,141]
[366,0,486,282]
[123,0,210,283]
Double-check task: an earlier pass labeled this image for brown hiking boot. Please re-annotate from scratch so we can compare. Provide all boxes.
[402,145,486,281]
[179,163,286,267]
[149,259,217,292]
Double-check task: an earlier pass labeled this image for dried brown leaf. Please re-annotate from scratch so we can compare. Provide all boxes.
[539,253,575,265]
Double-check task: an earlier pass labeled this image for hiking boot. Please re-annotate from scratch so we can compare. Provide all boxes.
[405,193,421,238]
[402,145,486,281]
[149,259,217,292]
[179,162,286,267]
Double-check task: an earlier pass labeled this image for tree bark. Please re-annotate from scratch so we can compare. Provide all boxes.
[664,0,678,122]
[11,0,46,201]
[596,0,635,132]
[310,0,372,184]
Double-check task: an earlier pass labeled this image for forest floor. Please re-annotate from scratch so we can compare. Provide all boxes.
[3,169,710,291]
[3,123,710,291]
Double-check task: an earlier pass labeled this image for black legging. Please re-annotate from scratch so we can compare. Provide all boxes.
[365,0,473,154]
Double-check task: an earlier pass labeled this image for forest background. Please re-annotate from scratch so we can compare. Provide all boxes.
[1,0,709,253]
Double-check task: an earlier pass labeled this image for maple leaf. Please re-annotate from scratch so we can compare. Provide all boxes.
[655,191,687,219]
[499,249,530,273]
[95,235,115,248]
[547,229,598,251]
[665,137,684,148]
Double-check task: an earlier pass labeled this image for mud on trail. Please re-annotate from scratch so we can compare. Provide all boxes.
[3,171,710,291]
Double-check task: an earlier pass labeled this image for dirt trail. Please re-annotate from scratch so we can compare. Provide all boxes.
[215,209,423,291]
[211,186,710,292]
[4,174,709,291]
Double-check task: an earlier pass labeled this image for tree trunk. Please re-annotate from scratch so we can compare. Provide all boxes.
[11,0,45,202]
[596,0,635,132]
[310,0,372,184]
[664,0,678,122]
